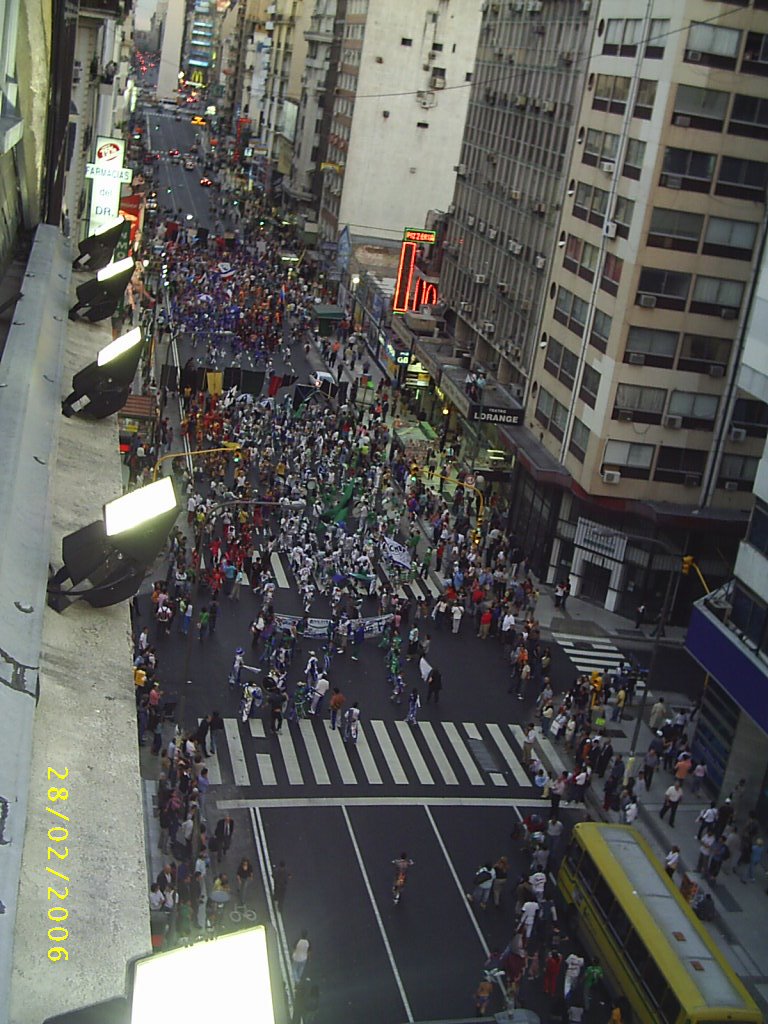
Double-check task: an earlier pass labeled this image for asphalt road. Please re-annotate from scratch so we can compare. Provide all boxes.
[144,108,215,231]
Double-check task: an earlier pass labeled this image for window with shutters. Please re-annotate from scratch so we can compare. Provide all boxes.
[685,22,741,69]
[602,440,654,479]
[715,156,768,200]
[624,327,678,368]
[690,276,744,316]
[673,85,729,131]
[647,208,704,252]
[703,217,757,260]
[660,147,715,193]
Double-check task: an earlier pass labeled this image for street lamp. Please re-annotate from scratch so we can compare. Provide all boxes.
[72,217,127,272]
[68,257,136,322]
[61,327,144,419]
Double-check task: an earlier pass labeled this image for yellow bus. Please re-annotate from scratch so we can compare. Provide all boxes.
[557,822,762,1024]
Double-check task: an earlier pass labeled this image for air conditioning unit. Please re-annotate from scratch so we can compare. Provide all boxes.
[515,95,527,108]
[534,202,546,215]
[561,51,574,65]
[662,174,683,189]
[664,414,683,429]
[474,273,488,285]
[708,364,725,378]
[488,227,498,240]
[720,307,737,320]
[602,470,621,484]
[509,240,523,254]
[617,409,634,422]
[686,50,702,63]
[534,255,546,270]
[543,101,556,113]
[513,0,524,10]
[724,480,739,492]
[532,97,543,110]
[431,75,446,90]
[684,473,701,487]
[528,0,542,11]
[520,299,532,312]
[459,301,473,313]
[674,114,691,127]
[510,189,521,201]
[638,294,657,308]
[628,352,646,366]
[581,0,591,11]
[478,220,486,233]
[603,220,618,239]
[600,161,616,175]
[467,214,476,227]
[511,345,523,361]
[497,281,509,292]
[483,320,496,334]
[454,163,467,176]
[730,427,747,442]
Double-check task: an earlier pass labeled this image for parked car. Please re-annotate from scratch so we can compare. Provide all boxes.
[199,176,213,187]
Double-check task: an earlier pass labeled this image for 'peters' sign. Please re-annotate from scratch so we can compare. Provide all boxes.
[470,405,521,425]
[87,136,132,235]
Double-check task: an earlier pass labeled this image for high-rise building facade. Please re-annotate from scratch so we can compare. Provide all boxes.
[440,0,768,621]
[318,0,484,243]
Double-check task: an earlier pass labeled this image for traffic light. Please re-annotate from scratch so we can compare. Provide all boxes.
[681,555,695,575]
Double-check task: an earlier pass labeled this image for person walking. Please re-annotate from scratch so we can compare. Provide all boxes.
[642,747,658,791]
[426,667,442,704]
[492,856,509,907]
[343,702,360,744]
[696,802,718,839]
[329,687,345,730]
[467,863,496,909]
[450,603,464,635]
[659,780,683,827]
[214,815,235,863]
[273,861,290,907]
[664,845,680,877]
[563,952,584,1001]
[291,931,311,983]
[405,688,421,725]
[235,857,253,906]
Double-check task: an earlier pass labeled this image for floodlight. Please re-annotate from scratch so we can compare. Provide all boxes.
[61,327,144,418]
[68,257,136,322]
[72,218,126,272]
[47,479,179,612]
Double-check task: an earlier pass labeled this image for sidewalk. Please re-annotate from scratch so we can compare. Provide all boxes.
[536,588,688,647]
[532,694,768,1018]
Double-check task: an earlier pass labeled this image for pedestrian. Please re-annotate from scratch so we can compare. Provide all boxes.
[696,802,718,839]
[329,687,345,730]
[343,702,360,744]
[309,674,329,716]
[696,832,715,875]
[707,834,729,881]
[659,780,683,826]
[542,950,562,996]
[563,952,584,1000]
[405,687,421,725]
[664,845,680,877]
[197,606,210,641]
[492,856,509,907]
[691,760,708,794]
[582,959,604,1011]
[634,603,646,629]
[519,896,539,939]
[467,862,495,909]
[291,930,311,983]
[648,696,666,731]
[642,747,658,791]
[739,837,764,883]
[236,857,253,906]
[273,861,290,907]
[269,690,286,735]
[522,723,536,765]
[450,603,464,634]
[214,814,235,863]
[426,667,442,704]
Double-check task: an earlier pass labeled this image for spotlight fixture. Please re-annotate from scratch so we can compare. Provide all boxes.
[47,478,179,612]
[68,256,135,323]
[72,217,127,272]
[61,326,144,418]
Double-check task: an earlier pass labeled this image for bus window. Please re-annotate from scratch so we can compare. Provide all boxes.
[659,988,681,1024]
[565,839,580,873]
[593,875,614,916]
[641,958,665,1004]
[580,850,599,891]
[606,900,631,942]
[625,929,649,975]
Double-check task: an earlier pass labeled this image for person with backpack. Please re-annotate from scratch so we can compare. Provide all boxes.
[467,863,496,909]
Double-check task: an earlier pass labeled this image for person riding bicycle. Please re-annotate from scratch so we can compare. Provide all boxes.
[392,853,414,900]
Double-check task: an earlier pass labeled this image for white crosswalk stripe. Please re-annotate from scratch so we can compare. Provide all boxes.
[204,715,534,790]
[270,551,291,588]
[553,632,626,676]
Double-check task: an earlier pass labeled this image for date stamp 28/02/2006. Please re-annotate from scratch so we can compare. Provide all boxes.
[45,768,71,962]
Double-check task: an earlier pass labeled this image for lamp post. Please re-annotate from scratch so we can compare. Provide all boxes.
[153,442,242,482]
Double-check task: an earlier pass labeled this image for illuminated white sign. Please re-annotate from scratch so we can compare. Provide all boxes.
[88,136,129,235]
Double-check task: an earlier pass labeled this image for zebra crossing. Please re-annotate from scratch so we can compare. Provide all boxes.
[200,714,544,792]
[553,632,627,678]
[266,549,441,604]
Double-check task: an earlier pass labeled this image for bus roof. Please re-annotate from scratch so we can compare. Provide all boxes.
[580,824,756,1014]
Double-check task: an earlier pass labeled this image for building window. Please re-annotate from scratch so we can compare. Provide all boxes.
[729,93,768,139]
[573,182,609,226]
[742,32,768,76]
[685,22,741,69]
[535,388,568,441]
[677,333,731,374]
[600,253,623,296]
[623,138,646,180]
[647,208,704,252]
[746,502,768,557]
[544,338,579,389]
[715,156,768,200]
[591,309,613,353]
[614,383,666,423]
[637,268,691,311]
[613,195,635,237]
[660,147,716,193]
[553,286,588,336]
[583,128,619,168]
[579,365,601,408]
[563,235,598,283]
[690,275,744,316]
[432,42,443,52]
[634,78,657,119]
[624,327,677,368]
[645,19,669,59]
[416,121,429,128]
[668,390,719,428]
[703,217,757,260]
[654,446,708,484]
[569,418,590,462]
[593,74,630,115]
[719,454,759,490]
[730,584,767,650]
[602,440,654,479]
[673,84,729,131]
[603,19,643,57]
[401,37,413,46]
[732,398,768,438]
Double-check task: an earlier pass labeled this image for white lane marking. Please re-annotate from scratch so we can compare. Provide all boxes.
[299,719,331,784]
[489,723,531,787]
[371,720,408,784]
[418,722,459,785]
[424,806,489,958]
[395,721,435,785]
[463,722,481,740]
[490,772,506,787]
[270,551,290,588]
[441,722,484,786]
[249,720,265,737]
[220,795,551,809]
[199,718,222,784]
[537,734,568,777]
[249,808,293,1012]
[248,718,277,784]
[341,807,414,1024]
[355,723,383,784]
[322,720,357,784]
[278,727,303,785]
[223,718,250,786]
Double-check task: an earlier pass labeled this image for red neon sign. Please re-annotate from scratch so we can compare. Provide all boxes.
[393,238,439,314]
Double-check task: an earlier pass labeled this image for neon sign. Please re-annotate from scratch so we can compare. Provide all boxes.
[393,227,438,314]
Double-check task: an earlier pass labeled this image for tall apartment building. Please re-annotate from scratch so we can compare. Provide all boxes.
[685,239,768,812]
[318,0,484,243]
[218,0,271,132]
[183,0,218,84]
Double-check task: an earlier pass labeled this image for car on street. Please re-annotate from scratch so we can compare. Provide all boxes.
[145,192,158,212]
[309,370,336,390]
[191,115,206,127]
[184,158,195,170]
[199,177,213,187]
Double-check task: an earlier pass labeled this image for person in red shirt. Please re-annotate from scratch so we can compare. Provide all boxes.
[478,608,493,640]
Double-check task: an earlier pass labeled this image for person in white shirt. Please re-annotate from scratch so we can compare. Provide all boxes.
[309,674,330,715]
[519,898,539,939]
[292,931,311,982]
[563,952,584,999]
[149,884,164,911]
